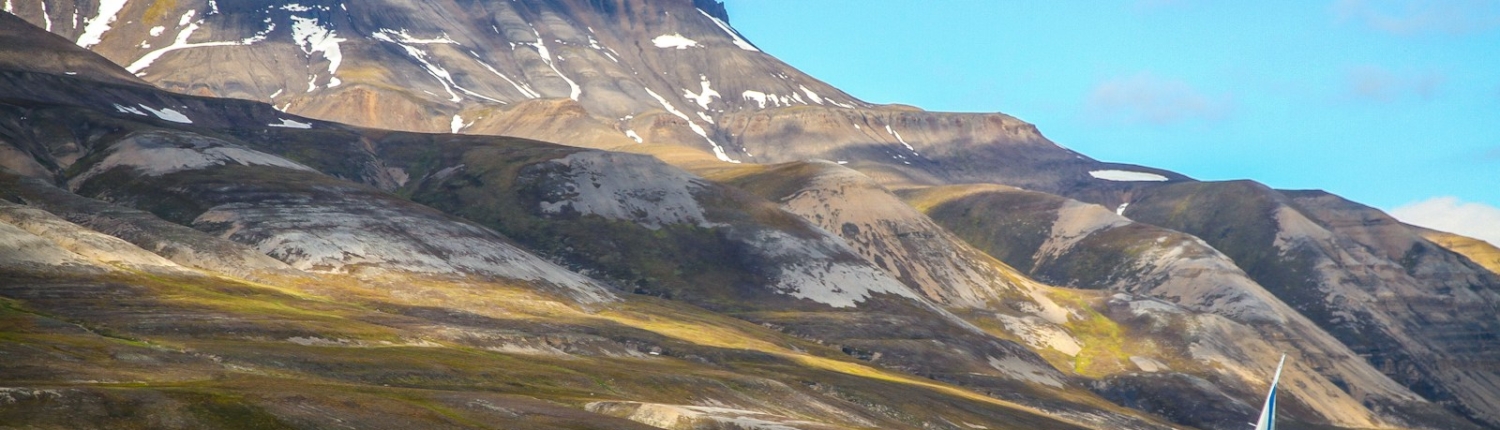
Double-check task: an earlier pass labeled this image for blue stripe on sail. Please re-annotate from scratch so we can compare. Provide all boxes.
[1267,388,1276,430]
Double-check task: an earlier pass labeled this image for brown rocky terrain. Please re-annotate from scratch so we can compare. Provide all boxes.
[1,1,1498,429]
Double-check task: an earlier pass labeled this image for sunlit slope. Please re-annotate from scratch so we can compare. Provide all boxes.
[1126,181,1500,428]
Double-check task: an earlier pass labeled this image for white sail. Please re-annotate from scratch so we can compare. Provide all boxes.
[1254,354,1287,430]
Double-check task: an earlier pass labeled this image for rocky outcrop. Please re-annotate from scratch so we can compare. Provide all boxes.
[721,160,1036,309]
[899,183,1453,429]
[1127,181,1500,428]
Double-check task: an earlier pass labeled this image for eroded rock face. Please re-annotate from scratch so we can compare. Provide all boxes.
[520,151,715,230]
[1127,181,1500,428]
[726,161,1034,309]
[900,184,1453,429]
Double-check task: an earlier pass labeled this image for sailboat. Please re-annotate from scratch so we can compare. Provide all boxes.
[1253,354,1287,430]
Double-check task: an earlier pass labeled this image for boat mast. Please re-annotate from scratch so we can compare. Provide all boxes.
[1253,354,1287,430]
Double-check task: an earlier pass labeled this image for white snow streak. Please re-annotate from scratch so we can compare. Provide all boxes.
[148,26,165,37]
[885,124,916,152]
[652,33,698,49]
[645,88,738,163]
[240,21,274,44]
[698,9,758,51]
[126,18,239,75]
[470,53,539,98]
[113,104,145,116]
[1088,170,1169,182]
[372,35,502,103]
[138,105,192,123]
[39,1,50,32]
[375,28,457,44]
[798,85,823,104]
[268,118,312,129]
[76,0,128,48]
[517,28,580,100]
[624,129,643,143]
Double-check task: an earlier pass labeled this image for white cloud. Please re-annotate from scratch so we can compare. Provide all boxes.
[1346,65,1445,102]
[1390,196,1500,247]
[1084,73,1234,125]
[1333,0,1500,35]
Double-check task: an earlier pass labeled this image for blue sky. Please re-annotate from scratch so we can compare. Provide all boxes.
[724,0,1500,244]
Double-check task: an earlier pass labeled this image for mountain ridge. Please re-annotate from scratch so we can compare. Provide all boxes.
[2,2,1498,429]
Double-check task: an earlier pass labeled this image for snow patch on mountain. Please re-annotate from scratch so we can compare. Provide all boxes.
[1088,170,1168,182]
[470,52,540,99]
[652,33,698,49]
[516,28,580,100]
[269,118,312,129]
[111,102,191,124]
[290,16,345,88]
[885,124,915,153]
[450,114,474,133]
[374,35,502,103]
[126,13,239,75]
[38,1,50,31]
[697,9,759,52]
[646,88,738,163]
[138,105,192,123]
[742,90,768,108]
[241,20,274,44]
[683,75,721,109]
[799,85,824,104]
[374,28,457,44]
[75,0,128,48]
[113,104,145,116]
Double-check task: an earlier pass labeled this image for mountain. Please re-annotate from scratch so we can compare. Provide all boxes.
[0,11,1169,429]
[3,1,1500,429]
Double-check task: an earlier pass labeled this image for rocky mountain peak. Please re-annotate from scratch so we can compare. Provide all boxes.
[692,0,730,23]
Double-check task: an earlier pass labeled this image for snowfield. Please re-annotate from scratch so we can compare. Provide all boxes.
[1088,169,1169,182]
[652,33,698,49]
